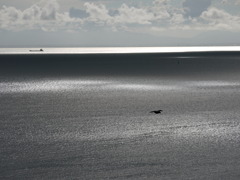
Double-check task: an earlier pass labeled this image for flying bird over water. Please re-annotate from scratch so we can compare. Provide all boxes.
[150,110,163,114]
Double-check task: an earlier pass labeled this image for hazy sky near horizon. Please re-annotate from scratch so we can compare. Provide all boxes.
[1,0,240,47]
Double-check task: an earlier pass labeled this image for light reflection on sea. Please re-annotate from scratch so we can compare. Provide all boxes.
[0,79,240,93]
[20,112,240,143]
[1,78,240,179]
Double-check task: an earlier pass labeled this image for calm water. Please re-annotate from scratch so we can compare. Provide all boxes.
[1,52,240,179]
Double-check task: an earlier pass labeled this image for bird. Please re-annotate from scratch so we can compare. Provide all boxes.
[150,110,163,114]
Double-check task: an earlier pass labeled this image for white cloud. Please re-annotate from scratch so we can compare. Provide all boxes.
[170,13,185,25]
[0,0,240,35]
[0,6,23,31]
[40,0,59,20]
[84,2,111,24]
[200,7,240,31]
[150,0,171,21]
[82,3,155,26]
[201,7,232,20]
[0,0,82,31]
[114,4,154,25]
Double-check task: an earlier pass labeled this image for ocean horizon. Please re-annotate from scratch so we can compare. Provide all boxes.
[1,46,240,54]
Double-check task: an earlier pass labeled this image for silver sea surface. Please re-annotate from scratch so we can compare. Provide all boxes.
[1,46,240,54]
[1,77,240,180]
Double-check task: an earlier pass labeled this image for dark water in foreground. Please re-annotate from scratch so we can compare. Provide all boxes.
[1,52,240,179]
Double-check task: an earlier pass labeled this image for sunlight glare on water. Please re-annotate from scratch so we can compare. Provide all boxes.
[188,81,240,87]
[1,79,240,93]
[1,47,240,54]
[0,80,111,93]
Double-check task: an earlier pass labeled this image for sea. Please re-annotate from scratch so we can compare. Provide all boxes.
[1,47,240,179]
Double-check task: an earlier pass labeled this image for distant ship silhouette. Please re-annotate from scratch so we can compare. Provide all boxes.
[29,49,43,52]
[150,110,163,114]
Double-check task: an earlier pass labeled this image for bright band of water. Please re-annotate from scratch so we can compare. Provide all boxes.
[1,46,240,54]
[0,79,239,93]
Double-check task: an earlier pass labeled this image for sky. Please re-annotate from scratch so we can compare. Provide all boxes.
[0,0,240,47]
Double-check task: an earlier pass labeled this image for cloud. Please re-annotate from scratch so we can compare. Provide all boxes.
[20,1,59,21]
[200,7,240,31]
[113,4,154,25]
[40,0,59,20]
[183,0,211,17]
[84,2,111,24]
[170,13,185,25]
[0,0,82,31]
[21,0,60,20]
[150,0,171,20]
[0,0,240,35]
[201,7,231,21]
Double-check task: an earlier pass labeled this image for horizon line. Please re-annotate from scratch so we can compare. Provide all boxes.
[1,46,240,55]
